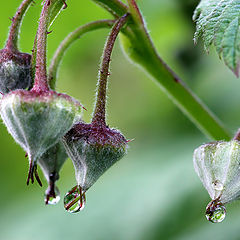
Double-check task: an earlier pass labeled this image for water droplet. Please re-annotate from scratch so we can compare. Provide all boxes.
[45,186,60,205]
[64,185,86,213]
[213,180,223,191]
[205,200,226,223]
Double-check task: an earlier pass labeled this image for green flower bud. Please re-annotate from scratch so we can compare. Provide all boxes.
[0,89,82,184]
[193,140,240,222]
[194,140,240,204]
[38,141,68,205]
[0,48,32,94]
[62,14,129,213]
[63,122,128,191]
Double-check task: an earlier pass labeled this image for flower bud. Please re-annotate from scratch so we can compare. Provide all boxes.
[63,122,128,191]
[38,141,68,204]
[194,140,240,204]
[62,14,129,213]
[193,140,240,222]
[0,89,82,184]
[0,48,32,94]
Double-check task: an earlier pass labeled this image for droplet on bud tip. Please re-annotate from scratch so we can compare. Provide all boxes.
[212,180,224,191]
[64,185,86,213]
[205,199,226,223]
[45,186,60,205]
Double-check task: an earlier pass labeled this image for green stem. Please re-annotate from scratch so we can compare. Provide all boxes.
[92,0,128,18]
[5,0,33,51]
[92,0,231,141]
[48,19,115,90]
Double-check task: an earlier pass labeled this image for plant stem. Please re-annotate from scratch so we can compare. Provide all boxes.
[5,0,33,51]
[126,0,231,141]
[32,0,52,92]
[48,19,115,90]
[92,0,128,18]
[31,0,68,89]
[92,0,231,141]
[91,14,129,127]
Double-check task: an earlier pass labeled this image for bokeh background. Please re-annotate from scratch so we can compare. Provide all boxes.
[1,0,240,239]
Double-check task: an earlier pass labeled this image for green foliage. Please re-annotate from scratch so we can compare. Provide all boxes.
[193,0,240,76]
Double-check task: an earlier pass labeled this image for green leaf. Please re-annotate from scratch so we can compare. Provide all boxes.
[48,0,67,27]
[193,0,240,76]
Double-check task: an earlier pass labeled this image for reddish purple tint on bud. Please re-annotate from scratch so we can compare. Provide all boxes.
[0,48,32,93]
[63,121,128,191]
[63,14,129,198]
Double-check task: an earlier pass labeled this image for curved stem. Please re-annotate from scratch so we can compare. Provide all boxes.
[5,0,33,51]
[93,0,231,141]
[48,19,115,90]
[91,14,129,127]
[126,0,231,141]
[92,0,128,18]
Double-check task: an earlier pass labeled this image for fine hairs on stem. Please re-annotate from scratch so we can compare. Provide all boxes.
[31,0,67,87]
[63,14,129,212]
[92,13,129,126]
[32,0,51,92]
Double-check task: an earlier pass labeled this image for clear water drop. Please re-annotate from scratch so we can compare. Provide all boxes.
[205,200,226,223]
[45,186,60,205]
[213,180,223,191]
[64,185,86,213]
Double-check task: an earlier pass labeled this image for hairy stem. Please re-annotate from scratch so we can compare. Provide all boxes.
[31,0,68,89]
[32,0,52,92]
[92,14,129,127]
[48,19,115,90]
[93,0,231,140]
[5,0,33,51]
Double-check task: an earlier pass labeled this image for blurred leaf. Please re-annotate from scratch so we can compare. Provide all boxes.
[49,0,67,27]
[193,0,240,76]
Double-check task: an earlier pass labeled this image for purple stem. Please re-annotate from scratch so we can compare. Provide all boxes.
[92,13,129,127]
[32,0,51,92]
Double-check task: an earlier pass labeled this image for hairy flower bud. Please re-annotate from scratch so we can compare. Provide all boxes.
[0,48,32,94]
[193,140,240,222]
[62,14,129,213]
[0,89,82,184]
[63,122,127,191]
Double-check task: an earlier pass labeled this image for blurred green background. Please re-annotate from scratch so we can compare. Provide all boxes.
[1,0,240,239]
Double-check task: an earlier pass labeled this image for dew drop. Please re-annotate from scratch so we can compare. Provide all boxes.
[64,185,86,213]
[213,180,223,191]
[45,186,60,205]
[205,199,226,223]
